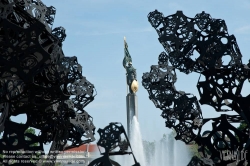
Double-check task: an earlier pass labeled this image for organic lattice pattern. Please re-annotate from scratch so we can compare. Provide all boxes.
[0,1,96,165]
[143,10,250,166]
[89,123,141,166]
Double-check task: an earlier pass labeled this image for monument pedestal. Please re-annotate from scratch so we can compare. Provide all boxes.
[126,93,138,139]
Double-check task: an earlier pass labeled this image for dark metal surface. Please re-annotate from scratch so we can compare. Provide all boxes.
[143,10,250,166]
[89,122,140,166]
[0,0,96,165]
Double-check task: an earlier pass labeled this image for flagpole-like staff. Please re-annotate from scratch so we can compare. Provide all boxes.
[124,36,128,94]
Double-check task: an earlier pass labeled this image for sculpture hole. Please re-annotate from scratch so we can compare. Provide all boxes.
[221,105,231,111]
[224,134,230,142]
[159,23,164,29]
[212,96,217,102]
[207,25,211,31]
[241,79,250,97]
[224,88,229,93]
[221,37,228,44]
[191,50,200,61]
[228,130,235,137]
[201,31,207,36]
[232,87,237,94]
[217,79,223,85]
[199,74,206,81]
[192,128,198,135]
[194,24,200,31]
[199,87,203,94]
[235,79,240,86]
[222,55,231,65]
[223,99,232,105]
[210,137,214,144]
[10,114,27,124]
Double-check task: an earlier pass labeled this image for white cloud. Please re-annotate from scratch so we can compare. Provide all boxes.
[235,25,250,34]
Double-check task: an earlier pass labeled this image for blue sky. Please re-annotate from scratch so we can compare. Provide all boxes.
[9,0,250,152]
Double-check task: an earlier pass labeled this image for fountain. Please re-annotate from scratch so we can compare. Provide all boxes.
[130,116,147,166]
[115,116,191,166]
[121,37,191,166]
[133,117,191,166]
[148,136,191,166]
[114,116,191,166]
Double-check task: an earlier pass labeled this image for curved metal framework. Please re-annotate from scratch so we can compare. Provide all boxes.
[89,122,140,166]
[143,10,250,166]
[0,0,96,165]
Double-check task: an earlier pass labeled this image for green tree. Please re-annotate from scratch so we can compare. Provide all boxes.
[24,127,39,147]
[0,127,38,145]
[235,121,248,142]
[0,127,38,159]
[237,121,248,131]
[188,143,201,158]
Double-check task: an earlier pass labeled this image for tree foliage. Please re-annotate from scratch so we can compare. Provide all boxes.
[237,121,248,131]
[0,126,38,146]
[188,143,200,158]
[234,121,248,142]
[24,127,39,147]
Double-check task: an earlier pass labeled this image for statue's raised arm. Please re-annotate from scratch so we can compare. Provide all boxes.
[123,37,132,68]
[123,37,138,94]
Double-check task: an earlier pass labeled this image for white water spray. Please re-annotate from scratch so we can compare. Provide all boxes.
[115,116,191,165]
[130,116,147,166]
[148,136,191,166]
[114,116,147,165]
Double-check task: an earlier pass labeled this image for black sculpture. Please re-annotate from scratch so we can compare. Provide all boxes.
[88,123,140,166]
[143,10,250,166]
[0,0,96,165]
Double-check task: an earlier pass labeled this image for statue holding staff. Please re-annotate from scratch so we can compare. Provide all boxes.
[123,37,138,94]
